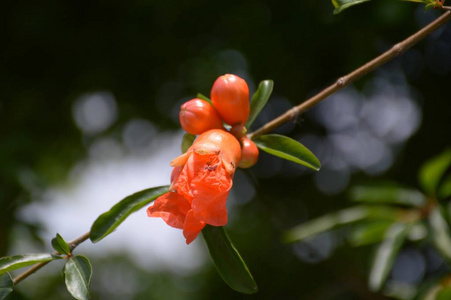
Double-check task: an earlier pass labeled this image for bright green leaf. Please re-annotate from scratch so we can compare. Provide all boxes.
[350,220,394,247]
[51,233,71,256]
[0,254,60,274]
[369,222,411,292]
[429,205,451,261]
[419,149,451,197]
[64,255,92,300]
[0,273,13,300]
[284,206,399,243]
[181,133,196,154]
[196,93,213,105]
[90,186,170,243]
[202,225,258,294]
[350,184,426,207]
[246,80,274,128]
[437,287,451,300]
[332,0,371,14]
[254,134,321,170]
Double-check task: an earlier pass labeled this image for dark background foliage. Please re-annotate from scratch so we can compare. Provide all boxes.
[1,0,450,299]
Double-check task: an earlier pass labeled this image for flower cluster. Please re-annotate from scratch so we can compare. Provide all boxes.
[147,74,259,244]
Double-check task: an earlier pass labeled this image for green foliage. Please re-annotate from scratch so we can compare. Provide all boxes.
[350,184,426,207]
[0,254,60,274]
[196,93,213,106]
[331,0,371,14]
[349,220,394,246]
[246,80,274,128]
[253,134,321,170]
[64,255,92,300]
[202,225,258,294]
[419,149,451,198]
[181,133,196,153]
[90,186,170,243]
[51,233,71,256]
[429,205,451,261]
[0,273,13,300]
[437,287,451,300]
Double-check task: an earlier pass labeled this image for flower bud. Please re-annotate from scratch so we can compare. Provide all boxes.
[238,137,259,169]
[211,74,250,126]
[179,99,223,135]
[230,124,247,140]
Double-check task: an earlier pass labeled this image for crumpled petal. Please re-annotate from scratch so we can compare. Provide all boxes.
[183,210,206,244]
[147,192,191,229]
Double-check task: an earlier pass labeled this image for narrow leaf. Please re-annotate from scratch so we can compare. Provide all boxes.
[284,206,399,243]
[350,184,426,207]
[369,222,411,292]
[350,220,394,247]
[438,173,451,200]
[196,93,213,105]
[202,225,258,294]
[181,133,196,154]
[254,134,321,170]
[0,273,13,300]
[64,255,92,300]
[332,0,371,14]
[90,186,170,243]
[51,233,71,255]
[246,80,274,128]
[0,254,60,274]
[419,149,451,197]
[429,205,451,261]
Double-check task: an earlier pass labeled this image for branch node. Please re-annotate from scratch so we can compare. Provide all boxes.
[392,43,404,55]
[337,76,347,86]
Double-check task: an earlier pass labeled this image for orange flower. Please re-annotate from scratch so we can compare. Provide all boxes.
[147,129,241,244]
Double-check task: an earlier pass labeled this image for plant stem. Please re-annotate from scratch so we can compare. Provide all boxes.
[13,232,90,285]
[248,11,451,140]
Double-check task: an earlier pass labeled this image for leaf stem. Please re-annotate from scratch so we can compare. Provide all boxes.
[248,11,451,139]
[13,232,90,285]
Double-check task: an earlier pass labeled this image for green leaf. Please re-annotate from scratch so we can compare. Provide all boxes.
[438,173,451,200]
[202,225,258,294]
[284,206,399,243]
[437,287,451,300]
[429,205,451,261]
[196,93,213,105]
[253,134,321,170]
[181,133,196,154]
[332,0,371,14]
[419,149,451,197]
[90,186,170,243]
[51,233,71,255]
[0,254,60,274]
[350,184,426,207]
[64,255,92,300]
[246,80,274,128]
[0,273,13,300]
[369,222,411,292]
[350,220,394,247]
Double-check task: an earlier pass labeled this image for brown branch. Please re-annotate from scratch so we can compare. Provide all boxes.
[248,11,451,139]
[13,231,90,285]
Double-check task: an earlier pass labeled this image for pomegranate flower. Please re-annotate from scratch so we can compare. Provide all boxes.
[147,129,241,244]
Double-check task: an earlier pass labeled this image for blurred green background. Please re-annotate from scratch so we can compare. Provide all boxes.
[1,0,451,299]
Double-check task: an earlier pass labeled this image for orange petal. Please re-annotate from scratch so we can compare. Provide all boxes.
[170,151,191,167]
[183,210,206,244]
[147,192,191,229]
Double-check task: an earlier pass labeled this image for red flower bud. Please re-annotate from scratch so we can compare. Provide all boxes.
[179,99,224,135]
[238,137,259,169]
[211,74,250,126]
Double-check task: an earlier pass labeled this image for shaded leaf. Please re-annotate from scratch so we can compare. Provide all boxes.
[254,134,320,170]
[332,0,371,14]
[419,149,451,197]
[438,173,451,200]
[350,184,426,207]
[202,225,258,294]
[350,220,394,247]
[51,233,71,255]
[0,254,60,274]
[429,205,451,261]
[64,255,92,300]
[0,273,13,300]
[181,133,196,153]
[284,206,399,243]
[369,222,411,291]
[246,80,273,128]
[90,186,170,243]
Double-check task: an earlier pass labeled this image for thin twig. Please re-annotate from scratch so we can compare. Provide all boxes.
[13,232,90,285]
[248,11,451,139]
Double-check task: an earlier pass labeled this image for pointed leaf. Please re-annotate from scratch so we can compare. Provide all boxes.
[64,255,92,300]
[369,222,411,291]
[196,93,213,105]
[332,0,371,14]
[284,206,398,243]
[202,225,258,294]
[0,254,60,274]
[429,205,451,261]
[350,220,394,247]
[419,149,451,197]
[90,186,170,243]
[0,273,13,300]
[254,134,320,170]
[246,80,274,128]
[350,184,426,207]
[181,133,196,154]
[51,233,71,255]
